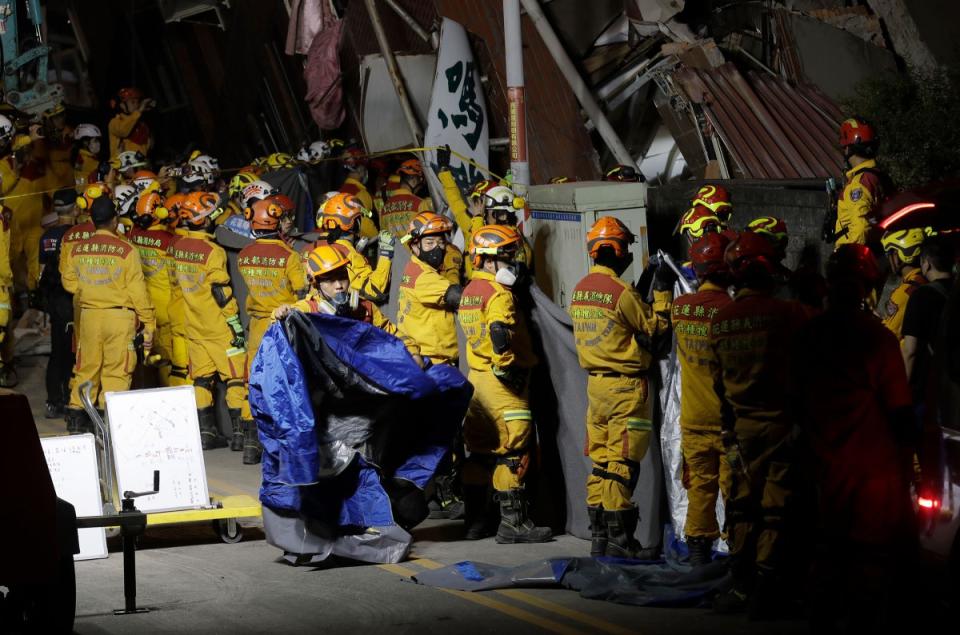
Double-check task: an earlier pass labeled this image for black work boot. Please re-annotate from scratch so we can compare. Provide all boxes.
[588,506,607,557]
[463,484,495,540]
[242,419,262,465]
[198,407,227,450]
[228,408,244,452]
[64,407,87,434]
[495,489,553,544]
[687,536,714,568]
[429,474,465,519]
[603,508,659,559]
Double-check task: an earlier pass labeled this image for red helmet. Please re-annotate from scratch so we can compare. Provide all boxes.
[724,231,777,279]
[342,147,366,169]
[826,243,882,299]
[468,179,498,201]
[692,184,733,220]
[746,216,788,252]
[604,165,641,182]
[689,233,731,279]
[839,117,876,147]
[678,205,723,240]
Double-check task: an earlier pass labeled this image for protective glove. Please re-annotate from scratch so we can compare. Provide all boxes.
[653,260,679,292]
[378,230,396,258]
[436,144,451,170]
[492,364,529,392]
[226,315,246,350]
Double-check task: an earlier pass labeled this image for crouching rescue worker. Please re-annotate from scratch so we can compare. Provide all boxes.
[171,192,255,461]
[708,232,811,617]
[880,227,930,340]
[458,225,552,544]
[62,196,155,430]
[569,217,674,558]
[673,233,734,567]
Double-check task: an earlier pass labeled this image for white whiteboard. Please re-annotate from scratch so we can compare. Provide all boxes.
[105,386,210,513]
[41,434,108,561]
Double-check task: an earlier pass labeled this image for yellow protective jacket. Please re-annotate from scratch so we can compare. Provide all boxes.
[288,292,420,356]
[61,228,155,332]
[128,225,177,327]
[73,148,100,190]
[340,176,379,239]
[0,207,11,288]
[57,221,96,281]
[238,238,307,318]
[835,159,885,246]
[569,265,671,375]
[672,281,732,430]
[382,184,433,237]
[882,268,926,341]
[459,270,537,372]
[2,155,46,232]
[442,243,463,285]
[108,110,151,158]
[304,237,391,304]
[398,254,459,363]
[37,139,74,191]
[170,230,239,342]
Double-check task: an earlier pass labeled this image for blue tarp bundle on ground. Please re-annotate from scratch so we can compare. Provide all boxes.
[248,310,472,564]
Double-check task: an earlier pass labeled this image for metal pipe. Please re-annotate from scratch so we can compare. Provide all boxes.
[364,0,423,146]
[504,0,529,190]
[519,0,637,170]
[381,0,436,49]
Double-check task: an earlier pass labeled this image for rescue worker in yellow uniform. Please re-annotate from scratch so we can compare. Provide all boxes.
[708,232,811,616]
[311,192,394,304]
[3,129,48,300]
[880,227,930,340]
[39,105,75,191]
[398,211,462,365]
[835,117,888,246]
[672,233,734,567]
[569,217,674,558]
[273,245,422,361]
[0,202,13,387]
[382,159,433,237]
[127,190,177,385]
[238,187,308,377]
[72,124,103,190]
[108,87,154,159]
[170,191,253,460]
[338,147,379,240]
[458,225,552,544]
[163,193,192,386]
[61,196,155,429]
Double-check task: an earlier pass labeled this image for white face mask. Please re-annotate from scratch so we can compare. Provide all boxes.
[88,139,101,155]
[495,265,518,287]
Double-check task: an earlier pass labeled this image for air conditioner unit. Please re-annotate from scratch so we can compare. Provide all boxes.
[158,0,230,30]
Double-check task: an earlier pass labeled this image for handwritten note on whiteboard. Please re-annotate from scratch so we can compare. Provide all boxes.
[41,434,108,561]
[105,386,210,513]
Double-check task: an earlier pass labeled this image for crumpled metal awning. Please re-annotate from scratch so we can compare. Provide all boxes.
[674,62,844,179]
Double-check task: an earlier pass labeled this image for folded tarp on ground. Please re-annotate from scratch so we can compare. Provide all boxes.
[249,310,472,564]
[410,556,729,607]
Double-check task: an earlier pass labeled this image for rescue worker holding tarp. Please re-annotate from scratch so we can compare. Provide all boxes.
[458,225,551,544]
[834,117,889,247]
[61,196,155,427]
[238,187,307,374]
[312,192,394,304]
[398,212,462,365]
[382,158,433,237]
[881,227,931,340]
[171,191,253,459]
[163,192,192,387]
[673,232,734,567]
[569,217,674,558]
[127,190,177,385]
[708,232,811,616]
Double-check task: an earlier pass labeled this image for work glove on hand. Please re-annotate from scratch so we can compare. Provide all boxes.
[226,315,245,350]
[493,364,528,393]
[436,145,452,170]
[378,230,396,258]
[653,260,679,292]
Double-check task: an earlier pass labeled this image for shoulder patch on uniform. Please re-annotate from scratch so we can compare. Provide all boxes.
[886,300,898,317]
[849,188,863,202]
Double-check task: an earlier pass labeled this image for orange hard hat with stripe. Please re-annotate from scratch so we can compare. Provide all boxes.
[586,216,635,259]
[319,192,366,232]
[407,211,449,243]
[396,158,423,178]
[180,191,223,227]
[134,190,169,224]
[306,244,350,280]
[470,224,522,267]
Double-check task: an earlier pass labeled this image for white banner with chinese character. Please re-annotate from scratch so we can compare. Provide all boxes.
[424,18,490,248]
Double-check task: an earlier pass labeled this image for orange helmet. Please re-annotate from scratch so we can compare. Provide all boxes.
[586,216,635,259]
[245,194,289,232]
[273,193,295,215]
[470,224,522,268]
[468,179,498,201]
[678,205,723,240]
[134,191,169,226]
[318,192,366,232]
[180,191,223,227]
[396,158,423,178]
[113,87,143,108]
[692,185,732,219]
[747,216,788,252]
[406,211,449,243]
[305,244,350,280]
[164,192,187,220]
[76,182,112,210]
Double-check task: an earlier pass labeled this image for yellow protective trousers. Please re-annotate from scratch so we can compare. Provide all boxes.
[188,338,250,419]
[463,369,533,492]
[0,285,10,362]
[681,427,733,540]
[246,314,271,376]
[167,292,191,387]
[10,221,42,290]
[68,307,137,409]
[584,374,653,511]
[725,420,795,581]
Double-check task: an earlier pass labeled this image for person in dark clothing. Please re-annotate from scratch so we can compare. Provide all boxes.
[792,244,918,633]
[38,189,78,419]
[902,237,955,393]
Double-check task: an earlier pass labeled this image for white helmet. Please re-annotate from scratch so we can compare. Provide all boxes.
[114,150,147,171]
[0,114,14,142]
[132,173,159,194]
[240,180,278,208]
[484,185,519,211]
[114,184,138,217]
[73,123,102,141]
[297,140,330,163]
[182,154,220,185]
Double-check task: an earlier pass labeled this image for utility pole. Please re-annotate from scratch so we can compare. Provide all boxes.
[504,0,529,192]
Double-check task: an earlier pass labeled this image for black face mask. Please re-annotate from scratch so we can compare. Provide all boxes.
[331,291,353,317]
[491,210,517,226]
[420,244,445,270]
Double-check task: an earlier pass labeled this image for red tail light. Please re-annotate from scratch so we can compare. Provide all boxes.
[918,496,940,510]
